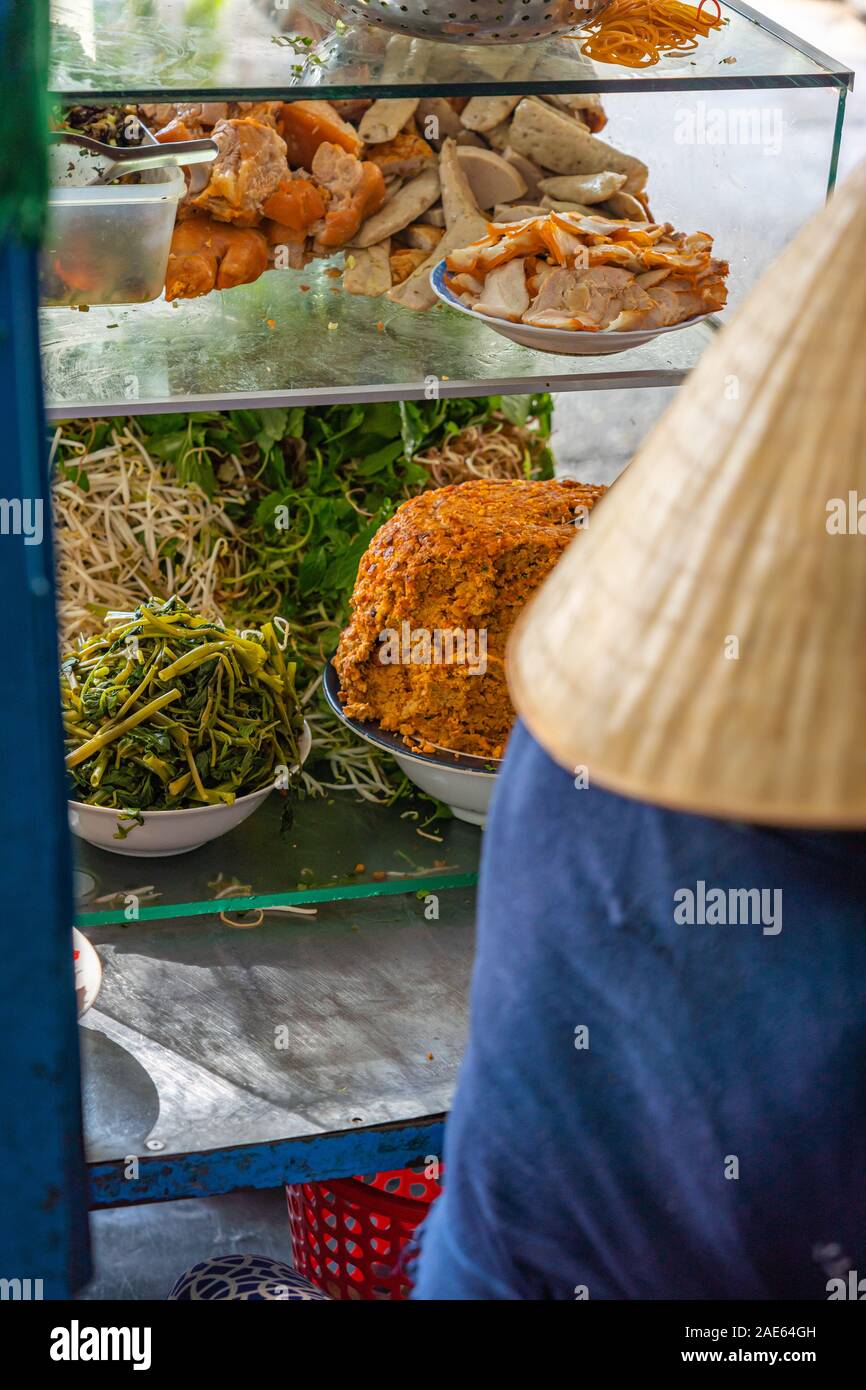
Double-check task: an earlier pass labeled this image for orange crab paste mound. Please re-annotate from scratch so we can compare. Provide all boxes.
[334,478,606,759]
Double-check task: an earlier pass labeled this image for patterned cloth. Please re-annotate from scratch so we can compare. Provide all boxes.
[168,1254,330,1301]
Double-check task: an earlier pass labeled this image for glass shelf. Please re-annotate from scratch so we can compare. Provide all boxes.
[79,886,475,1167]
[73,788,480,927]
[42,59,844,417]
[49,1,853,103]
[41,259,718,418]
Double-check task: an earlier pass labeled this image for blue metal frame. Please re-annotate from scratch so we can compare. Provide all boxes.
[0,238,90,1294]
[4,2,851,1282]
[89,1118,445,1208]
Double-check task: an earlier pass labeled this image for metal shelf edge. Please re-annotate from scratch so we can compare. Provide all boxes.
[88,1115,446,1207]
[45,369,694,420]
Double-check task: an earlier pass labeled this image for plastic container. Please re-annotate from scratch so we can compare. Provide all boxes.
[42,140,184,306]
[286,1165,442,1300]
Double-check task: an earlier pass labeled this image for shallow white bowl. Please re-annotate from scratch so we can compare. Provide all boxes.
[323,663,498,827]
[73,928,102,1018]
[69,721,311,858]
[430,260,716,357]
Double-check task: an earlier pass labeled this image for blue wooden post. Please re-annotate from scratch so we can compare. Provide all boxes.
[0,235,90,1293]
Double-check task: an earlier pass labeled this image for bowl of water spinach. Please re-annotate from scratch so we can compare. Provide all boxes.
[62,597,309,857]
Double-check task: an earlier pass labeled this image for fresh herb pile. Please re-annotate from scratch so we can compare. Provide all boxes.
[55,397,553,624]
[53,397,553,800]
[62,597,305,816]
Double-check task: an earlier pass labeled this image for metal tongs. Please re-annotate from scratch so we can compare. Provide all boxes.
[49,130,219,186]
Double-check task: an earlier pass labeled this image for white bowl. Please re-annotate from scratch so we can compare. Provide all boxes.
[430,260,716,356]
[73,928,102,1018]
[323,663,498,826]
[69,721,311,857]
[389,748,497,827]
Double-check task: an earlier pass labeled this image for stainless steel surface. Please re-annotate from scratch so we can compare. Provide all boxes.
[333,0,611,44]
[81,1190,292,1299]
[80,892,476,1163]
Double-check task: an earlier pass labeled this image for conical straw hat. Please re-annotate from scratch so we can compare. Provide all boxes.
[508,159,866,828]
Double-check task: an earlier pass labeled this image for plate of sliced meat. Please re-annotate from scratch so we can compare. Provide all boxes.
[430,209,728,356]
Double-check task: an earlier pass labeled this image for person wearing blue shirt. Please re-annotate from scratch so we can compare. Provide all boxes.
[412,723,866,1299]
[412,160,866,1301]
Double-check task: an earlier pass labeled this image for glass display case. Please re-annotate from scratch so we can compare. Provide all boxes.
[6,1,854,1291]
[43,1,851,416]
[49,0,851,98]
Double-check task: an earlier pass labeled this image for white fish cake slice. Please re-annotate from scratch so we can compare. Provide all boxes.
[509,99,648,193]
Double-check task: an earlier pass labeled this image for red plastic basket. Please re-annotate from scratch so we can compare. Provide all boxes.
[286,1166,442,1300]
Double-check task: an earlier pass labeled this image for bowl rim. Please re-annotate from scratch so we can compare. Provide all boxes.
[323,660,500,778]
[429,258,717,343]
[69,720,312,819]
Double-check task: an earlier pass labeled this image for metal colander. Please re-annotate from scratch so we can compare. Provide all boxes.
[334,0,613,45]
